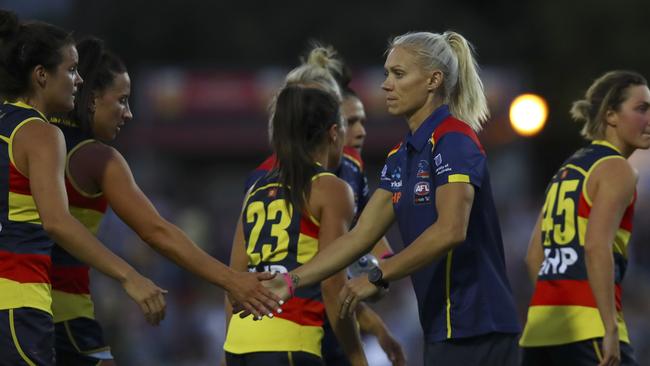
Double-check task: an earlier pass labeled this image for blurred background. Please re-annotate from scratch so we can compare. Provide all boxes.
[3,0,650,365]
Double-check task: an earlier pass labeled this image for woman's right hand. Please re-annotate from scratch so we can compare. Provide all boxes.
[121,270,168,326]
[227,271,284,319]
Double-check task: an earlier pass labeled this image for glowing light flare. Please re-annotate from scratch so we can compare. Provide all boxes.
[509,94,548,137]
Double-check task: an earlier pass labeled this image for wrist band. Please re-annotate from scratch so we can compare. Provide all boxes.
[380,251,394,260]
[282,272,295,297]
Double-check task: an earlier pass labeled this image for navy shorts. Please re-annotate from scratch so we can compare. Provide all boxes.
[225,351,323,366]
[54,317,112,366]
[424,332,519,366]
[521,338,638,366]
[0,307,54,366]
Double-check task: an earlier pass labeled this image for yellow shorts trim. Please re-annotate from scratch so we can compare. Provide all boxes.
[9,309,38,366]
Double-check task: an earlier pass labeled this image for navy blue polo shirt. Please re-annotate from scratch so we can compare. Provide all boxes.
[379,105,520,343]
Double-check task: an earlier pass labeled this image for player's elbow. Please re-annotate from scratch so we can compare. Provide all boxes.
[41,213,71,239]
[445,224,467,249]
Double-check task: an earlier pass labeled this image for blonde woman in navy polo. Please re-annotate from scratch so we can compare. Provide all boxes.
[261,31,520,365]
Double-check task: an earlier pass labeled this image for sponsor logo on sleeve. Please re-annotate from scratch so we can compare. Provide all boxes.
[434,153,452,176]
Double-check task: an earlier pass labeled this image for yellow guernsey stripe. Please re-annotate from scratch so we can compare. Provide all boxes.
[445,250,453,338]
[8,192,41,224]
[9,118,45,174]
[51,290,95,322]
[582,155,626,206]
[387,144,401,158]
[519,306,629,347]
[592,140,622,154]
[10,309,37,366]
[69,206,104,235]
[565,164,587,176]
[448,174,470,183]
[66,139,103,198]
[0,278,52,314]
[0,135,9,144]
[593,339,603,361]
[224,315,323,356]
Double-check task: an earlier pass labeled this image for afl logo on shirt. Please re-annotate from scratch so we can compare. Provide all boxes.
[414,181,431,205]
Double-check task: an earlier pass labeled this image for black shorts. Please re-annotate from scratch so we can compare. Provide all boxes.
[54,317,112,366]
[521,338,638,366]
[0,307,55,366]
[320,319,350,366]
[424,332,519,366]
[225,351,323,366]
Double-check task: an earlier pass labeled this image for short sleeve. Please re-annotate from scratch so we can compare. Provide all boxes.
[432,132,486,188]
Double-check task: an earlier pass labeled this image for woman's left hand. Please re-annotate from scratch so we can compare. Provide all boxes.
[339,274,380,318]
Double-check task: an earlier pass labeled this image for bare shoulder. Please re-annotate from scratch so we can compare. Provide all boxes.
[589,157,636,200]
[73,140,120,162]
[311,173,353,200]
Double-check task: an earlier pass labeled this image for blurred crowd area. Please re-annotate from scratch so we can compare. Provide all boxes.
[2,0,650,365]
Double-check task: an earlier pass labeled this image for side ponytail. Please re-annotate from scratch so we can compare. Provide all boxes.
[444,31,489,131]
[390,31,489,131]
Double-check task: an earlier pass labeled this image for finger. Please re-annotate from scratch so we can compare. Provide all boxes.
[348,296,361,318]
[154,292,167,322]
[242,301,263,320]
[145,298,162,326]
[250,295,276,318]
[339,296,351,319]
[255,272,277,281]
[256,289,282,315]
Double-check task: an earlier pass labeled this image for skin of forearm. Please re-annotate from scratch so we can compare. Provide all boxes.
[45,214,135,282]
[585,245,618,331]
[141,221,236,291]
[293,227,375,288]
[356,304,386,336]
[382,222,464,282]
[321,274,366,365]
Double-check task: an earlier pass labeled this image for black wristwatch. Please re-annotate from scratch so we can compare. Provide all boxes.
[367,266,389,289]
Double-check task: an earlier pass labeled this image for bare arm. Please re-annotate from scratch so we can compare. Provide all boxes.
[13,121,165,324]
[370,236,394,260]
[338,182,473,317]
[314,176,367,366]
[525,213,544,284]
[380,182,473,282]
[356,304,406,366]
[584,158,635,365]
[291,189,395,288]
[77,143,280,318]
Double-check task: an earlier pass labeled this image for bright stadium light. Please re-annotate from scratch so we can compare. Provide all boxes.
[509,93,548,137]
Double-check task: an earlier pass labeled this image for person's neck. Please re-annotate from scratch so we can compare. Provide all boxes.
[406,98,444,134]
[311,148,330,170]
[602,131,634,158]
[16,95,48,115]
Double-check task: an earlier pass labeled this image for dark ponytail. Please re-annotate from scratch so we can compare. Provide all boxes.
[271,86,341,214]
[0,10,73,99]
[70,37,127,133]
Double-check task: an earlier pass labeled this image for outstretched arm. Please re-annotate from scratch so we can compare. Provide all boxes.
[15,121,166,325]
[339,182,474,316]
[82,143,281,318]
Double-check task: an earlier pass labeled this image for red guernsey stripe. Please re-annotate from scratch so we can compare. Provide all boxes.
[299,217,319,238]
[51,265,90,294]
[619,194,635,232]
[0,250,51,283]
[276,297,325,326]
[343,146,364,170]
[531,279,622,312]
[433,117,485,155]
[9,163,31,195]
[64,177,108,212]
[257,154,277,172]
[577,192,590,218]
